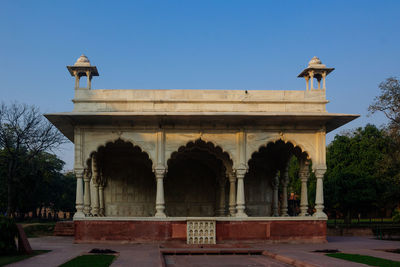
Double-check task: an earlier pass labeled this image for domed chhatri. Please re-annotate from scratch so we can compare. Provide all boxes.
[298,56,334,90]
[74,54,91,67]
[67,54,99,89]
[308,56,326,68]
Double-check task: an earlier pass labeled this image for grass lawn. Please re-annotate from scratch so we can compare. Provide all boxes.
[326,253,400,267]
[0,250,50,266]
[59,255,116,267]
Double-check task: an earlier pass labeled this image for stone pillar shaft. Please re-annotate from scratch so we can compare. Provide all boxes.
[228,173,236,216]
[74,169,85,219]
[314,167,327,219]
[92,184,100,216]
[281,166,289,217]
[91,154,100,216]
[99,186,105,216]
[305,76,310,91]
[83,168,91,216]
[299,161,310,216]
[272,172,280,217]
[74,72,79,89]
[155,167,166,217]
[235,169,247,217]
[217,176,226,216]
[322,72,327,90]
[310,71,314,90]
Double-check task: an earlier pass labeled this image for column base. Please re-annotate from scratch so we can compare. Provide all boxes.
[155,212,167,218]
[313,211,328,219]
[235,211,248,218]
[73,211,85,219]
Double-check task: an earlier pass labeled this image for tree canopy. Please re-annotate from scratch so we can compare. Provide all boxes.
[324,124,399,220]
[0,102,71,216]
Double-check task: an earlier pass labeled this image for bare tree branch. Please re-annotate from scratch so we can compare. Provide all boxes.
[0,102,68,215]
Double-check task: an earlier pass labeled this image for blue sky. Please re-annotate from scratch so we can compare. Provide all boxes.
[1,1,399,170]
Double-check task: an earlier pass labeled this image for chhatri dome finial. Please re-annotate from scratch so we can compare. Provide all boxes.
[298,56,334,91]
[67,54,99,89]
[74,54,91,67]
[308,56,326,68]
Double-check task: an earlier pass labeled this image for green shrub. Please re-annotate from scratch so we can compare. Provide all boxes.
[0,216,18,255]
[23,223,55,238]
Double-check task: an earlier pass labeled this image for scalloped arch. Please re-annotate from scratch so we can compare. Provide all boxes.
[166,138,234,169]
[251,137,311,161]
[84,137,154,168]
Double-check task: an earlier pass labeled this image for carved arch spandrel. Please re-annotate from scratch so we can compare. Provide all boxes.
[246,132,318,164]
[164,132,237,168]
[82,131,156,168]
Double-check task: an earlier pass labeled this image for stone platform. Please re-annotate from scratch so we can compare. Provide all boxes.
[74,217,326,243]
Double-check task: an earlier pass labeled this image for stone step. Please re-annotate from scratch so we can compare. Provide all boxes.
[53,221,74,236]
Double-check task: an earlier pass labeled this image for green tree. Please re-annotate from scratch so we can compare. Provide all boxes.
[369,77,400,217]
[0,102,66,216]
[324,124,391,221]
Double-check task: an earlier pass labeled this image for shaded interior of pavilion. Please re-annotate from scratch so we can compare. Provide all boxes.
[82,139,313,218]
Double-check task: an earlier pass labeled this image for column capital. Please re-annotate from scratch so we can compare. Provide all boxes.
[74,168,84,177]
[235,168,247,178]
[314,166,327,178]
[83,168,91,182]
[228,172,236,182]
[154,165,166,178]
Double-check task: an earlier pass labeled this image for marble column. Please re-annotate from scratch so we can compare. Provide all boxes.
[299,161,310,216]
[83,168,91,216]
[216,171,227,216]
[154,166,166,217]
[91,154,100,216]
[314,166,327,219]
[92,184,100,216]
[281,165,289,217]
[228,172,236,216]
[235,168,248,217]
[73,168,85,219]
[272,171,280,217]
[99,185,105,216]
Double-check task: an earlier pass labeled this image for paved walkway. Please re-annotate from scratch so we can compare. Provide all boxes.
[6,236,400,267]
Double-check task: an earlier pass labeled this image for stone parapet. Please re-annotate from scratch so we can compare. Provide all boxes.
[72,89,327,113]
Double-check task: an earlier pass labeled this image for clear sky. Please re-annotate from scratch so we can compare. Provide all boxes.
[1,1,399,170]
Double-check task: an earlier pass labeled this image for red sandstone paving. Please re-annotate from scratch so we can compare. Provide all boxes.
[164,254,291,266]
[5,236,400,267]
